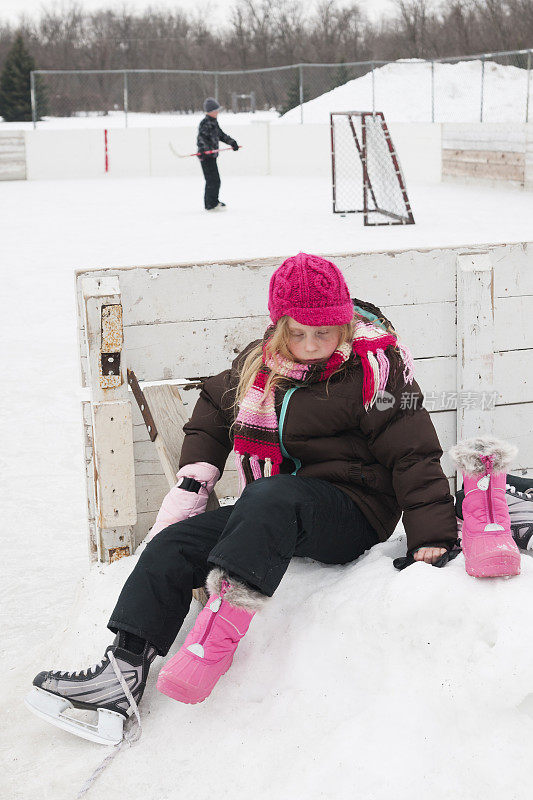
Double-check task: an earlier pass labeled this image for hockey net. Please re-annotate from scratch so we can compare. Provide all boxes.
[330,111,415,226]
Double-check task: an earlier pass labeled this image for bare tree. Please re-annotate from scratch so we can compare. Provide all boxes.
[392,0,437,57]
[0,0,530,117]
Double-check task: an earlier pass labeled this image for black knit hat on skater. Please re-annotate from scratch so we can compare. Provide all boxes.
[203,97,221,113]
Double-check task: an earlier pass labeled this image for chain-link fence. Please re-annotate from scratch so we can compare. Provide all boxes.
[30,48,533,127]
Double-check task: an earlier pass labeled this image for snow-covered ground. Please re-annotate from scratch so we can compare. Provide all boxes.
[0,109,279,130]
[2,174,533,800]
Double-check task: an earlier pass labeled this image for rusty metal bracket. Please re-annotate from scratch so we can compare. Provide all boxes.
[100,304,123,389]
[109,545,131,563]
[127,368,158,442]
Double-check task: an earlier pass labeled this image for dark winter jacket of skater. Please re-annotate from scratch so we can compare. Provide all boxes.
[179,303,459,555]
[197,115,237,159]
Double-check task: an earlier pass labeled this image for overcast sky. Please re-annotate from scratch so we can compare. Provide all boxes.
[0,0,402,26]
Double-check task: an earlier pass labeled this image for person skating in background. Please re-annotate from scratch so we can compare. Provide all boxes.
[197,97,239,211]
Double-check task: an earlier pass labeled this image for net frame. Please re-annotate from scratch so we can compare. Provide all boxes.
[230,91,257,113]
[330,111,415,226]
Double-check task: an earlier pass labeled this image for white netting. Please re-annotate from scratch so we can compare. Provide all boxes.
[364,114,413,224]
[331,112,364,214]
[331,111,414,226]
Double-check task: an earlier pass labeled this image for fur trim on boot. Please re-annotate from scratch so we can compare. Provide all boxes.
[206,567,268,613]
[449,436,517,477]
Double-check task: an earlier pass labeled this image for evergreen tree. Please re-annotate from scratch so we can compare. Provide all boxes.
[0,33,47,122]
[330,63,351,91]
[280,76,309,116]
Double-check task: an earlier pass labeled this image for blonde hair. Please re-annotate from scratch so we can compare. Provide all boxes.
[226,302,403,431]
[231,315,357,423]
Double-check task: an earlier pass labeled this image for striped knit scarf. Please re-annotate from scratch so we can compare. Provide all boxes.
[233,318,414,490]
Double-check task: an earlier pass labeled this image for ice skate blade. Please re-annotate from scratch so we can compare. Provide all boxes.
[24,687,124,746]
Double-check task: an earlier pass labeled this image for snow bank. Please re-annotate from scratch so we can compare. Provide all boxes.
[15,529,533,800]
[278,59,530,124]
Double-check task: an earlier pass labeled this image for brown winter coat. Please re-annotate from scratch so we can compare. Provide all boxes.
[179,340,458,554]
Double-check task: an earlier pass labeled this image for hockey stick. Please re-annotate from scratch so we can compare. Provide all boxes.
[168,142,243,158]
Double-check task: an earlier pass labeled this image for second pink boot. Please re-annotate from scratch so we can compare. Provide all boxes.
[450,436,520,578]
[156,569,266,704]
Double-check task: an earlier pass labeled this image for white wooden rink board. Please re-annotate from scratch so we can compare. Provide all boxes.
[76,242,533,549]
[442,123,529,153]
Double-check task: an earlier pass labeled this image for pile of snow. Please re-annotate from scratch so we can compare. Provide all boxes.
[278,58,530,124]
[15,531,533,800]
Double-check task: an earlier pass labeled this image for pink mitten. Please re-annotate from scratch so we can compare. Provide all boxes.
[146,462,220,542]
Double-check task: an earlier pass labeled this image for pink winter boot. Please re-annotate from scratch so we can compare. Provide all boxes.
[156,569,266,704]
[450,436,520,578]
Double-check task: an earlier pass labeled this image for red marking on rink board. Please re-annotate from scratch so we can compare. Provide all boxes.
[104,129,109,173]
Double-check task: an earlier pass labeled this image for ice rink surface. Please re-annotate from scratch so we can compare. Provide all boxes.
[2,174,533,800]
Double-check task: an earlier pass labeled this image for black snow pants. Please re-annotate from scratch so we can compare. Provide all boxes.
[200,156,221,209]
[108,475,379,656]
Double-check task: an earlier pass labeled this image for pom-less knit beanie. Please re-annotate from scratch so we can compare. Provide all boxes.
[268,252,354,327]
[203,97,221,113]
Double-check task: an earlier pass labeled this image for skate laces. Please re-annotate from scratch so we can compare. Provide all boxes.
[76,652,142,799]
[55,655,108,679]
[108,651,142,736]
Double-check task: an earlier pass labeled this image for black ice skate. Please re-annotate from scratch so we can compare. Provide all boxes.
[456,473,533,551]
[206,201,226,211]
[24,633,157,745]
[506,481,533,551]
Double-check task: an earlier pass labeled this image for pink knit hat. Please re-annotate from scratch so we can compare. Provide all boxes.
[268,252,353,327]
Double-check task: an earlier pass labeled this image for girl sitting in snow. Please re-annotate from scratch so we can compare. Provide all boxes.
[26,252,460,744]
